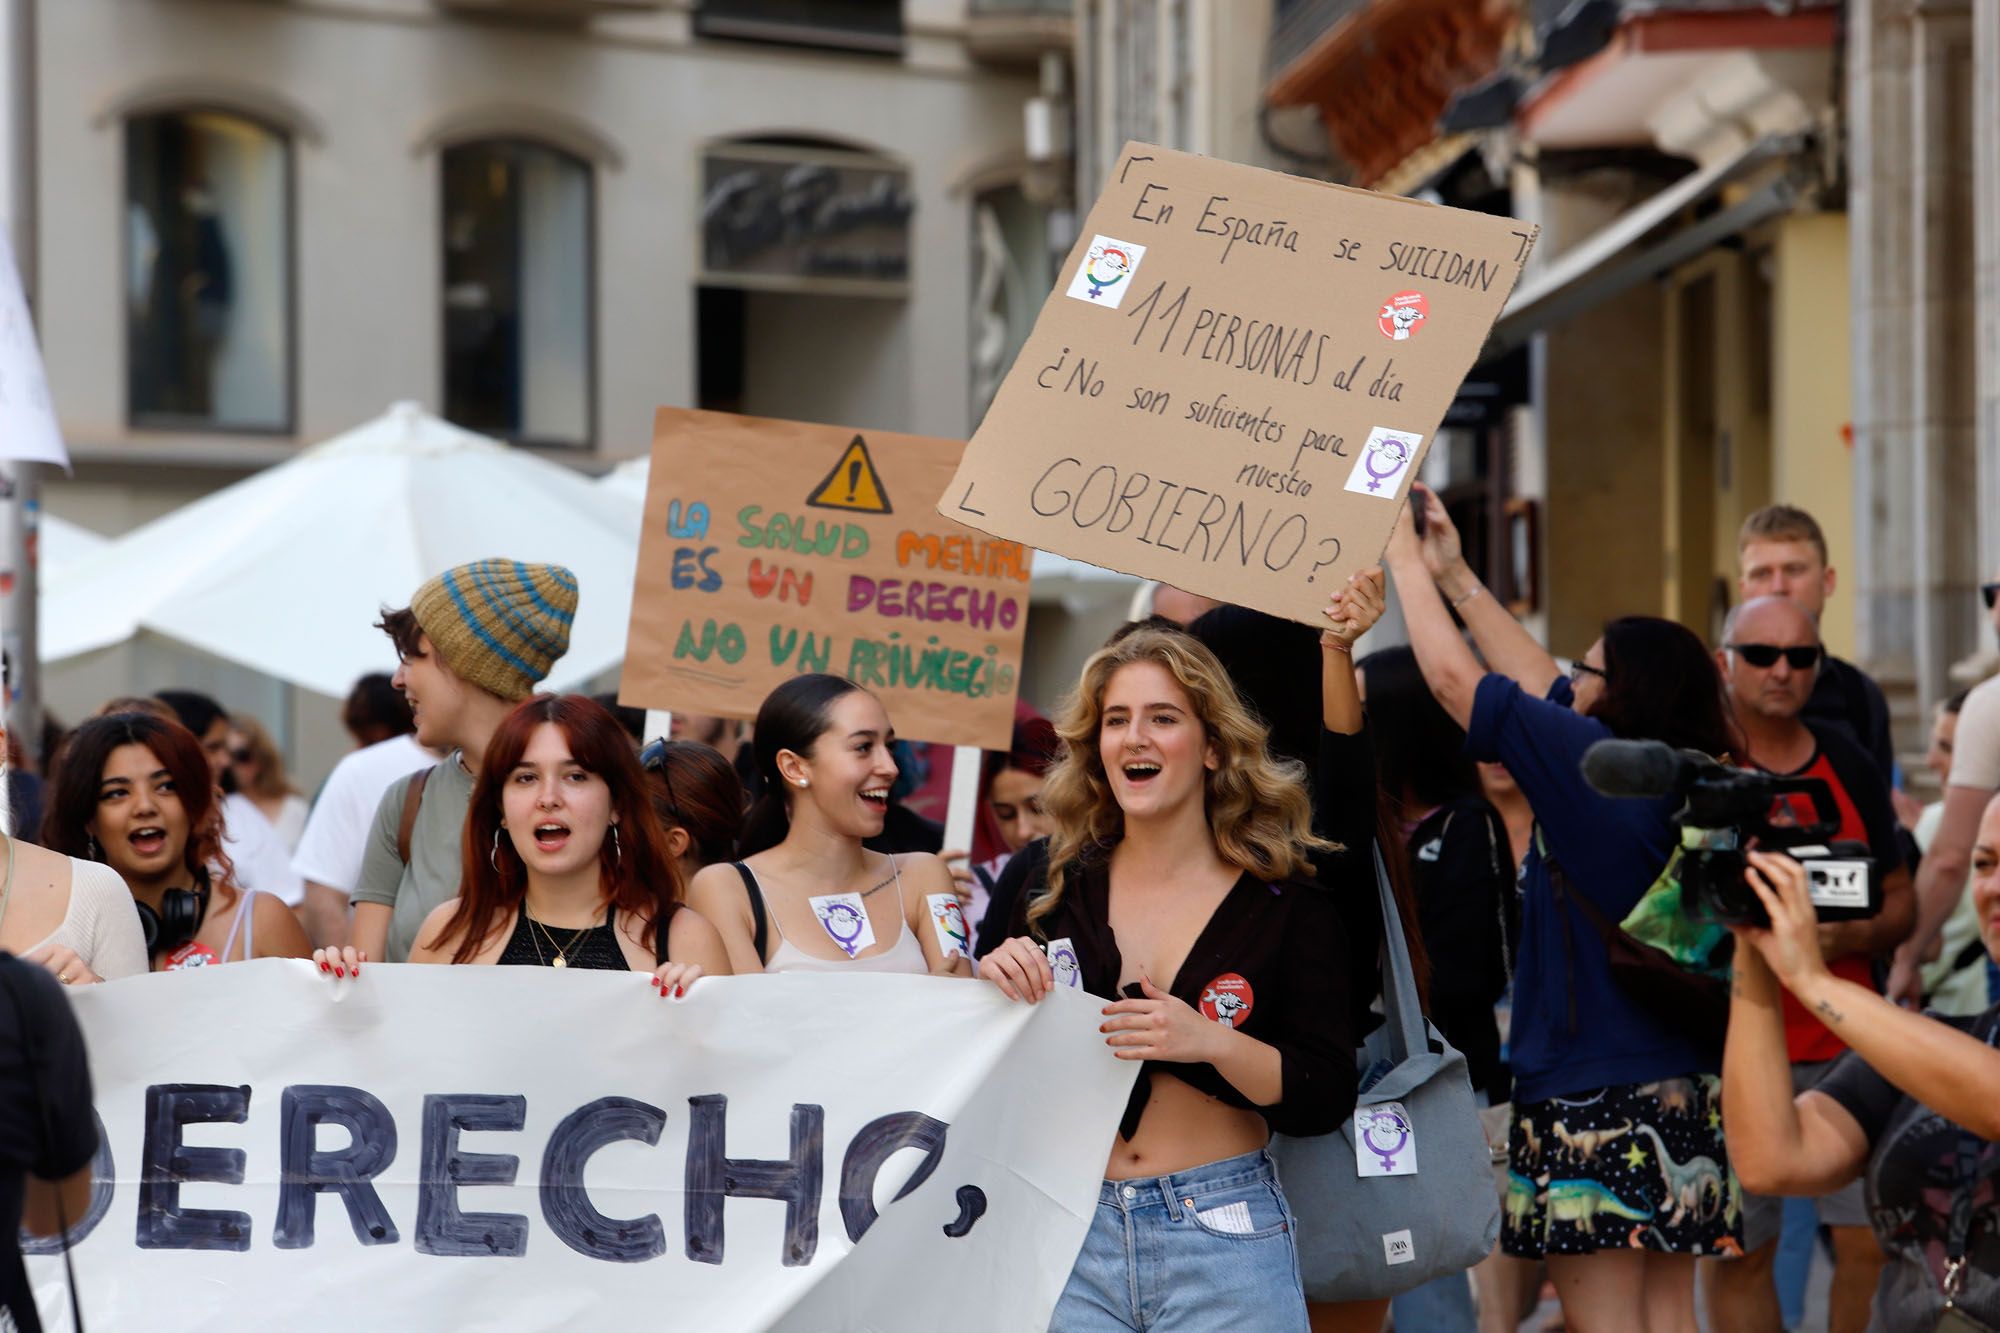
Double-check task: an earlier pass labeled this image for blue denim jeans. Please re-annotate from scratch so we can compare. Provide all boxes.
[1050,1148,1308,1332]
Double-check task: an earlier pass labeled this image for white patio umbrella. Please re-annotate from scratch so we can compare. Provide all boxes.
[41,513,107,575]
[43,402,640,698]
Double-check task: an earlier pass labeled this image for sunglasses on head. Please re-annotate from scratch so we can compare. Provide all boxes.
[1727,642,1822,670]
[639,737,684,826]
[1983,582,2000,611]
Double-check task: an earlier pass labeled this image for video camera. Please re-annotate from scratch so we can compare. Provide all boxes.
[1580,739,1880,927]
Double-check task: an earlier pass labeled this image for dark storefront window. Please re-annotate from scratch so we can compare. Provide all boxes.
[126,110,293,432]
[441,140,594,447]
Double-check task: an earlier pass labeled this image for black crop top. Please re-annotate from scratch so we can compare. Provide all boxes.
[494,903,677,971]
[1004,841,1357,1142]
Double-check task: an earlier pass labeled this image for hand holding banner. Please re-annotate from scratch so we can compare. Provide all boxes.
[30,964,1135,1332]
[939,142,1537,626]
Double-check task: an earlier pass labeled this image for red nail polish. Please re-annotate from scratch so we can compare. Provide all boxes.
[335,967,345,978]
[675,985,685,998]
[319,960,330,973]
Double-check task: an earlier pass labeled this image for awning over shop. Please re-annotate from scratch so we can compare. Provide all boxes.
[1488,132,1805,353]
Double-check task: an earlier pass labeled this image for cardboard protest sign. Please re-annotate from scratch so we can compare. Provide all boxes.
[29,964,1135,1331]
[938,142,1538,625]
[620,408,1028,748]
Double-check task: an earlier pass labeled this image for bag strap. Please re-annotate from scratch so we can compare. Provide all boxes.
[1943,1014,2000,1300]
[1538,826,1585,1037]
[1374,843,1429,1063]
[396,767,432,867]
[733,861,769,963]
[1485,807,1515,981]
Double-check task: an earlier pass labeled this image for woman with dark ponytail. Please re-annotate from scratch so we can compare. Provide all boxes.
[685,675,971,976]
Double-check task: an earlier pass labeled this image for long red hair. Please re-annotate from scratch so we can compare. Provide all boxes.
[433,695,683,964]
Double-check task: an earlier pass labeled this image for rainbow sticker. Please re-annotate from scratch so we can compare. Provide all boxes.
[1065,235,1148,310]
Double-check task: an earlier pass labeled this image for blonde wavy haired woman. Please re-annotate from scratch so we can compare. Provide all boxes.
[982,570,1385,1332]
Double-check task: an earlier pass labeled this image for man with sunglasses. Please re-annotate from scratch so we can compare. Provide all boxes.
[1708,595,1914,1333]
[1738,506,1897,788]
[1887,572,2000,1011]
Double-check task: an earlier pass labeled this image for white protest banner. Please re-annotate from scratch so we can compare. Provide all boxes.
[939,142,1536,626]
[30,963,1135,1331]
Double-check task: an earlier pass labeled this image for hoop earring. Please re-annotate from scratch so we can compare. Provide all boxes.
[490,828,504,872]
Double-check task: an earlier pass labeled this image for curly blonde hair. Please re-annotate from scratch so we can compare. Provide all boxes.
[1027,625,1333,931]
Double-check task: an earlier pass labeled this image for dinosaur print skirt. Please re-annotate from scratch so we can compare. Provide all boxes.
[1501,1073,1743,1258]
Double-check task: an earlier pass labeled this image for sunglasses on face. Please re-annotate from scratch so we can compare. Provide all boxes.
[1983,582,2000,611]
[1727,642,1823,670]
[1568,660,1606,684]
[229,748,254,764]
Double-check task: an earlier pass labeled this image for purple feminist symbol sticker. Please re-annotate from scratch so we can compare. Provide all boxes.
[1361,1107,1412,1173]
[819,903,866,958]
[1344,427,1425,501]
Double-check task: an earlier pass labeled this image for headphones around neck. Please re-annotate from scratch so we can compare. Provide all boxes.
[135,868,212,956]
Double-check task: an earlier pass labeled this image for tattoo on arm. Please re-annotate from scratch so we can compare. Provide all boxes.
[1814,998,1846,1026]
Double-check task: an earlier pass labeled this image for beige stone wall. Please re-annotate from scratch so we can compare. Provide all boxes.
[1543,281,1667,657]
[1771,211,1857,659]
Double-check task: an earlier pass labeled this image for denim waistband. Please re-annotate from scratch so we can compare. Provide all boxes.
[1097,1148,1278,1213]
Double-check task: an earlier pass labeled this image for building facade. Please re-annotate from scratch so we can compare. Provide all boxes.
[10,0,1067,775]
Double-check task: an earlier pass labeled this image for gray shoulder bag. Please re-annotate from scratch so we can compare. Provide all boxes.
[1271,846,1502,1301]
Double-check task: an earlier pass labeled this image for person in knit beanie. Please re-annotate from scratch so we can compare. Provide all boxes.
[342,559,579,963]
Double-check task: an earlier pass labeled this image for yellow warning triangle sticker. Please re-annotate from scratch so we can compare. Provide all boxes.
[805,434,893,515]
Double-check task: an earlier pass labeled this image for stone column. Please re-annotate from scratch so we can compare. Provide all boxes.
[1978,0,2000,591]
[1850,0,1983,735]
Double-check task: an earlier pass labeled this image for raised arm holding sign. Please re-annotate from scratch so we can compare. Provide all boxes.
[938,142,1537,627]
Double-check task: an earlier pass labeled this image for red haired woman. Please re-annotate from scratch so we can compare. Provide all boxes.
[318,695,728,990]
[43,712,309,970]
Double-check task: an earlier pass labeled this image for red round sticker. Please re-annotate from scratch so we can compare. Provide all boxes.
[163,940,219,971]
[1199,973,1255,1029]
[1378,290,1429,341]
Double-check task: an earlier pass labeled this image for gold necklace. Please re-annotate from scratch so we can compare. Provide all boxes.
[526,911,589,968]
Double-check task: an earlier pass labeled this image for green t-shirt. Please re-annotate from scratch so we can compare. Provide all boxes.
[351,753,475,963]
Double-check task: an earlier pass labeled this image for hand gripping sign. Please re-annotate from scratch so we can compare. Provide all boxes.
[937,142,1536,631]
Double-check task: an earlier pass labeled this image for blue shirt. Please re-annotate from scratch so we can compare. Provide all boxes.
[1466,673,1718,1102]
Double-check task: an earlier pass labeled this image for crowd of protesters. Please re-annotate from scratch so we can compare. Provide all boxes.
[6,490,2000,1333]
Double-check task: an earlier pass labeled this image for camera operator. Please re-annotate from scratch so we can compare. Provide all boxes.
[1723,822,2000,1333]
[1388,487,1739,1330]
[1707,596,1915,1333]
[0,952,97,1333]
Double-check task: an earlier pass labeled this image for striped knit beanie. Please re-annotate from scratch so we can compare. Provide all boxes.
[410,560,579,702]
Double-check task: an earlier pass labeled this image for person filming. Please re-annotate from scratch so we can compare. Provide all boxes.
[1723,809,2000,1333]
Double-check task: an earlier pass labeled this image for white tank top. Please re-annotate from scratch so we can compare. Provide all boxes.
[742,859,931,975]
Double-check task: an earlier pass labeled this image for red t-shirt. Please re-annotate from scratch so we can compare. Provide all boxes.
[1762,729,1896,1063]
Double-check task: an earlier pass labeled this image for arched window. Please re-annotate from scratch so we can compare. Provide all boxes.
[125,110,294,431]
[441,139,594,447]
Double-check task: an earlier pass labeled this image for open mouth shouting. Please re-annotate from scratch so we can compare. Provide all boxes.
[1120,761,1162,788]
[128,826,170,857]
[531,820,572,853]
